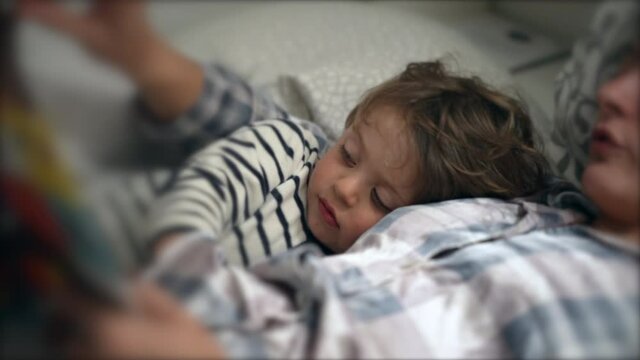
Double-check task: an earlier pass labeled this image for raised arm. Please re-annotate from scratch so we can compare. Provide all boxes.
[144,119,318,261]
[19,0,286,146]
[19,0,202,120]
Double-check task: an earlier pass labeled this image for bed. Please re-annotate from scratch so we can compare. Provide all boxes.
[12,1,638,357]
[15,0,634,270]
[17,2,539,264]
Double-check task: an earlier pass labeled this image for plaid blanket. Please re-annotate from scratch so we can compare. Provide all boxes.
[146,189,639,359]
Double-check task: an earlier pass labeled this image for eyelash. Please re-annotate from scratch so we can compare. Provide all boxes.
[340,144,356,167]
[372,189,392,213]
[341,144,391,212]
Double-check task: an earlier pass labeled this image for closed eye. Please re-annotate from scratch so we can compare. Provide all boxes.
[340,144,356,167]
[372,189,392,213]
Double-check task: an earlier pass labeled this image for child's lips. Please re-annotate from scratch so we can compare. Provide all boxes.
[319,197,339,228]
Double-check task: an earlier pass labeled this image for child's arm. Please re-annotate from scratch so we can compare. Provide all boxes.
[19,0,203,121]
[144,119,318,262]
[62,281,226,359]
[137,62,288,155]
[20,0,288,153]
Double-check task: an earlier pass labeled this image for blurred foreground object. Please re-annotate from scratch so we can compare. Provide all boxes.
[1,8,125,358]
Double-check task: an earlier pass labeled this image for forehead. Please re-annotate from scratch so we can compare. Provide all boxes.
[349,105,423,199]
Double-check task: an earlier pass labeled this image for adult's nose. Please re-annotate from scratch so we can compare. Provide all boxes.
[597,65,639,123]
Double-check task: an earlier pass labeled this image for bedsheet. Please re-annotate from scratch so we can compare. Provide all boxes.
[146,185,639,358]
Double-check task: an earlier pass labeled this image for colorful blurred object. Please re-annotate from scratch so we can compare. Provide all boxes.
[1,12,124,358]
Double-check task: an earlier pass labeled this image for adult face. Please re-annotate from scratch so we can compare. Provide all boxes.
[582,60,639,237]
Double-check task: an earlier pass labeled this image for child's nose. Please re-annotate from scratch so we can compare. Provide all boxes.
[334,175,360,207]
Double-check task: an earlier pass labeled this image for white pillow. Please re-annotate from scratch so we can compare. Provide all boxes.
[172,2,517,140]
[274,61,519,143]
[172,2,513,86]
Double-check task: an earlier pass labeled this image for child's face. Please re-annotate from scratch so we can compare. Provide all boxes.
[306,105,423,253]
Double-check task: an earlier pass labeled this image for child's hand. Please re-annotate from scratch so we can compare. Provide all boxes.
[62,281,225,359]
[18,0,203,119]
[19,0,158,81]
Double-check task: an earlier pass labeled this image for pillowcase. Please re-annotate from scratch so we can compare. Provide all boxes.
[548,0,638,187]
[172,1,518,142]
[274,64,396,141]
[274,60,516,143]
[274,61,553,160]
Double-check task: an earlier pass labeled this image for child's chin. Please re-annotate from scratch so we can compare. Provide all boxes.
[311,227,339,253]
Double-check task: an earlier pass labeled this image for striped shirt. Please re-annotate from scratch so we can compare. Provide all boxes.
[87,63,330,268]
[145,118,326,266]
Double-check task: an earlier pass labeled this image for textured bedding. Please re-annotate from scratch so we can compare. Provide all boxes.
[147,185,638,358]
[13,2,640,357]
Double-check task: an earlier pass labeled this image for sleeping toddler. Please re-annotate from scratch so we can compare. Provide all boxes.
[145,60,551,266]
[21,1,550,268]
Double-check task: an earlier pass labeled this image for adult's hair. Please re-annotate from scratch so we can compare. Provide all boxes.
[345,60,550,202]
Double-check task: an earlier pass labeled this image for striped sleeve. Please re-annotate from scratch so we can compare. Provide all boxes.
[143,119,316,251]
[136,63,289,154]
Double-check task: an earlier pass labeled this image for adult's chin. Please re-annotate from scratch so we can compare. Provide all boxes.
[582,163,639,228]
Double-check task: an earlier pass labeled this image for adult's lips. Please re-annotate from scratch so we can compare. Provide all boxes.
[319,197,339,228]
[590,126,622,157]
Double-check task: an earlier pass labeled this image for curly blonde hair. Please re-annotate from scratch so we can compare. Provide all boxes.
[345,60,550,202]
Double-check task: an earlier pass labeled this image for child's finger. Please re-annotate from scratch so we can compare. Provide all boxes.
[18,0,94,43]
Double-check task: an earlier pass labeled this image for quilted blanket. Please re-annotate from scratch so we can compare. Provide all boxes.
[145,186,639,358]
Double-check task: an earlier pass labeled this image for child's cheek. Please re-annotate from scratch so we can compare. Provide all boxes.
[347,211,384,243]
